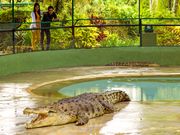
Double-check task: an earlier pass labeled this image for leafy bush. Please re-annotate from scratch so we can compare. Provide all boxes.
[100,33,139,47]
[0,8,30,50]
[1,0,180,52]
[156,26,180,46]
[51,28,72,49]
[75,27,99,48]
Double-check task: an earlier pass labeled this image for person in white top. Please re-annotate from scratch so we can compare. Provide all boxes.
[30,3,41,51]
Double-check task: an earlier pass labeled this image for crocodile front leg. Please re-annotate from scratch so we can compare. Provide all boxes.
[76,112,89,126]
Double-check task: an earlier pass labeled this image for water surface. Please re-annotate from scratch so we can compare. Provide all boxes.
[58,77,180,101]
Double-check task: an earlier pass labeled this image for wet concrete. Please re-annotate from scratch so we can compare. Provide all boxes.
[0,66,180,135]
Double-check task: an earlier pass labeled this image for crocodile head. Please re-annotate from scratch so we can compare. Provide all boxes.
[23,107,76,129]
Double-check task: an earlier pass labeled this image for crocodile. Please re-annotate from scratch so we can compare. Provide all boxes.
[23,90,130,129]
[105,61,160,67]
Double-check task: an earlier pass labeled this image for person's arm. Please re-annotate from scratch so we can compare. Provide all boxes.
[30,12,36,28]
[40,11,44,18]
[31,12,36,23]
[52,12,59,21]
[53,18,59,21]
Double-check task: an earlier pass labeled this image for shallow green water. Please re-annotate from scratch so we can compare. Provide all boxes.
[58,77,180,101]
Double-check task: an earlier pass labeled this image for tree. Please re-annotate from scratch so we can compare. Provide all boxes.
[172,0,179,14]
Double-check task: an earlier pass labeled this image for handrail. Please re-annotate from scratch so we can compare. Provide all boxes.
[0,2,33,7]
[0,18,180,52]
[1,23,180,32]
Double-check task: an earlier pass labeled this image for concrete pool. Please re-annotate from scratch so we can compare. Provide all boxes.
[0,67,180,135]
[57,77,180,101]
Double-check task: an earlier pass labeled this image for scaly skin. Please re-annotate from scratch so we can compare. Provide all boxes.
[105,61,160,67]
[23,90,130,129]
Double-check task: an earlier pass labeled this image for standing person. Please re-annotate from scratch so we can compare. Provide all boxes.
[30,2,41,51]
[41,6,58,50]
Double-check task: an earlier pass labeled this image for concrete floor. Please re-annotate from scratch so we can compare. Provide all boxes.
[0,66,180,135]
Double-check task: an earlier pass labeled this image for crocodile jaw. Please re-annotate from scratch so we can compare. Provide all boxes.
[25,114,57,129]
[23,107,76,129]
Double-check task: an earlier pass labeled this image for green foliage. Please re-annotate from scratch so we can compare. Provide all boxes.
[102,3,138,18]
[15,31,31,46]
[54,0,72,21]
[141,0,180,18]
[156,26,180,46]
[0,8,31,50]
[0,32,13,51]
[1,0,180,51]
[100,33,139,47]
[75,27,99,48]
[100,33,122,47]
[51,28,72,49]
[0,8,30,22]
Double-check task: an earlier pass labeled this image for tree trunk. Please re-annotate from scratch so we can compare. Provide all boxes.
[169,0,172,10]
[150,0,153,13]
[156,0,159,10]
[151,0,158,14]
[172,0,179,14]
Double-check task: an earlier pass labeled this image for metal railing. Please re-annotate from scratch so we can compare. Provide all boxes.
[0,0,180,54]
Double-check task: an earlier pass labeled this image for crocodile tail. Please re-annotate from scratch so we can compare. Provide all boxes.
[103,90,130,104]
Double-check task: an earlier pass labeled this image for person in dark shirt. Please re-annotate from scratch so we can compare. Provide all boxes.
[40,6,58,50]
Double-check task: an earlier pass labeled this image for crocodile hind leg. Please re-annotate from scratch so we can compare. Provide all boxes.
[99,100,115,113]
[76,112,89,126]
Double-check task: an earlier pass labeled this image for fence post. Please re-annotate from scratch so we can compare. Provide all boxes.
[12,0,15,54]
[139,18,142,47]
[71,0,75,48]
[138,0,142,47]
